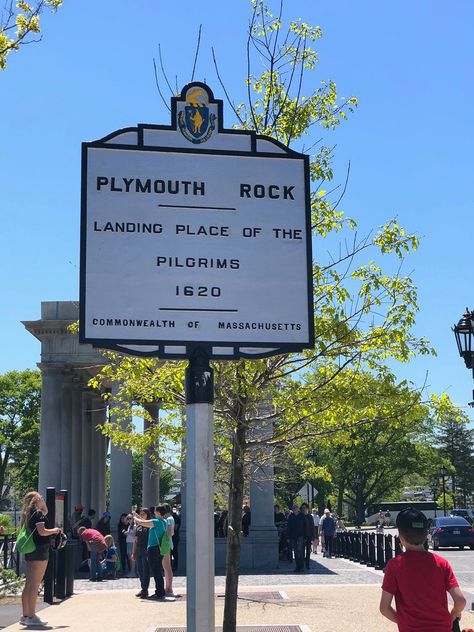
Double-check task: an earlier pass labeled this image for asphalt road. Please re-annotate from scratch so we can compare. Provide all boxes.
[359,527,474,594]
[434,548,474,594]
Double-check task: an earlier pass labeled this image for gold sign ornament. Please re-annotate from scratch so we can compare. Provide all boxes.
[178,85,216,144]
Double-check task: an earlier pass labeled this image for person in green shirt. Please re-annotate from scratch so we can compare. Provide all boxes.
[132,504,168,600]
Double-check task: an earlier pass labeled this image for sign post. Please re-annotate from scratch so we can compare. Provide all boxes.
[80,82,314,631]
[184,348,214,631]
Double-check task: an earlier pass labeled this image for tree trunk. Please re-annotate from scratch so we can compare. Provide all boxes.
[223,418,247,632]
[0,449,10,499]
[337,481,345,516]
[355,490,364,527]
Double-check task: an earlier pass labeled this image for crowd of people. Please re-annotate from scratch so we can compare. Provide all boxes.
[213,504,251,538]
[17,490,472,631]
[274,503,347,571]
[72,502,181,600]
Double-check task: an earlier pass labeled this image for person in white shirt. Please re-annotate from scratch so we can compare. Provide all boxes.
[125,514,137,577]
[311,508,320,554]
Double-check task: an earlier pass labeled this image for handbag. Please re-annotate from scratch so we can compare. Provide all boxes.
[15,525,36,554]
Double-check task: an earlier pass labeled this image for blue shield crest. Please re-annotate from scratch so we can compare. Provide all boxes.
[184,105,210,140]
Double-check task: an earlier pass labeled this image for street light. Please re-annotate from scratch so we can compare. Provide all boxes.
[307,449,317,508]
[453,308,474,369]
[440,465,448,517]
[453,308,474,405]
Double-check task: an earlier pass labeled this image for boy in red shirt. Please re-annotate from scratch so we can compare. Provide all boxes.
[380,508,466,632]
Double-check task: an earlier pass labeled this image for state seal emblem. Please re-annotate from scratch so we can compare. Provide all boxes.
[178,85,216,144]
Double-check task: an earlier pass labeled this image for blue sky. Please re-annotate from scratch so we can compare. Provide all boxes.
[2,0,474,412]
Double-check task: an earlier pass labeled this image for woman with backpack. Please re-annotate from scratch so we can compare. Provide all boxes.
[19,491,62,627]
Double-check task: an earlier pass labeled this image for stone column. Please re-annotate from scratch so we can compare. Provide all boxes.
[80,390,92,510]
[109,383,132,523]
[97,420,108,515]
[70,378,83,507]
[248,410,278,569]
[89,395,100,513]
[60,373,73,493]
[38,366,63,493]
[142,403,160,507]
[90,393,107,513]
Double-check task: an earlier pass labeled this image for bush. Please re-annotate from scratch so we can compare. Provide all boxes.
[0,569,24,598]
[0,514,13,528]
[0,514,14,535]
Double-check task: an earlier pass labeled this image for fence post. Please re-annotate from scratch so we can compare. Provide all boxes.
[384,534,393,567]
[15,536,19,575]
[361,531,368,564]
[43,487,56,604]
[394,535,403,556]
[353,531,359,562]
[350,531,356,561]
[340,532,346,558]
[353,531,359,561]
[3,534,7,568]
[367,532,376,567]
[346,532,351,560]
[358,531,363,560]
[375,532,384,569]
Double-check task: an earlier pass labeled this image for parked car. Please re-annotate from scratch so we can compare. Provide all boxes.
[428,516,474,550]
[450,509,474,524]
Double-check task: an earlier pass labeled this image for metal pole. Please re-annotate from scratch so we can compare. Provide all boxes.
[55,489,68,599]
[185,347,214,632]
[442,469,447,516]
[44,487,56,604]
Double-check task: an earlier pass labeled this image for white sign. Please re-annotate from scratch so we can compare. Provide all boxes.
[80,83,314,359]
[298,482,318,502]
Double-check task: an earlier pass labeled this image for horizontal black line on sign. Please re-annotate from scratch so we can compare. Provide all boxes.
[159,308,239,312]
[158,204,236,211]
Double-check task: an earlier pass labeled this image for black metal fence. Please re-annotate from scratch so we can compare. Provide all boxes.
[335,530,402,570]
[0,534,20,575]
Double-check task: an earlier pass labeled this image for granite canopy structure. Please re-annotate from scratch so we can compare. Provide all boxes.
[23,301,279,570]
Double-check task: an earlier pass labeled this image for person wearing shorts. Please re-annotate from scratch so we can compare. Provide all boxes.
[20,491,62,627]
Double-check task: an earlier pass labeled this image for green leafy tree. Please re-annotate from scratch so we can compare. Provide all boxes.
[0,0,62,70]
[0,370,41,499]
[430,395,474,508]
[271,370,433,524]
[273,447,332,512]
[131,452,143,508]
[88,3,436,630]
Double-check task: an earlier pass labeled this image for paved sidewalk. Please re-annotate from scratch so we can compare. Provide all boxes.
[2,554,474,632]
[71,555,383,592]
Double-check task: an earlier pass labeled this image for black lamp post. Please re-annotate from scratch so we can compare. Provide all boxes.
[453,308,474,367]
[307,449,317,508]
[440,465,448,517]
[453,308,474,405]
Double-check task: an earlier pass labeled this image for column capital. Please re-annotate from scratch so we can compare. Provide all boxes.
[38,363,66,375]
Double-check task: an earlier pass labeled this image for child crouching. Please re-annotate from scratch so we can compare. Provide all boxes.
[104,534,118,579]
